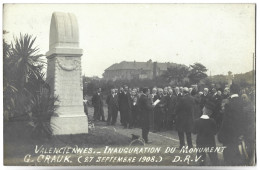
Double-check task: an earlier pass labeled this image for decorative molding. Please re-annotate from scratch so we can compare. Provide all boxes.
[80,64,83,91]
[56,58,80,71]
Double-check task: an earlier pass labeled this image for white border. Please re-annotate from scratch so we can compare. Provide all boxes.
[0,0,258,170]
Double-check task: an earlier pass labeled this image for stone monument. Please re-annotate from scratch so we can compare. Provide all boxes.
[46,12,88,135]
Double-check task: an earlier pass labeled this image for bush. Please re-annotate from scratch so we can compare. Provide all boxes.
[30,93,59,140]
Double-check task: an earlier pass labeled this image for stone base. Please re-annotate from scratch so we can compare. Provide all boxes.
[51,115,88,135]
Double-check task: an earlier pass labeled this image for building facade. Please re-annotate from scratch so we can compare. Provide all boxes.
[103,59,184,80]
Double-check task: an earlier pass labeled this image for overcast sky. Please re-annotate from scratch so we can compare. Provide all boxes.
[3,4,255,77]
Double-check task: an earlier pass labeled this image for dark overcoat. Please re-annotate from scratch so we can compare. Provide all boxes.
[154,94,167,114]
[218,96,246,145]
[166,94,177,115]
[175,94,195,132]
[92,93,103,109]
[193,117,217,147]
[200,94,211,109]
[118,91,123,112]
[138,94,153,127]
[106,94,119,112]
[192,94,202,120]
[120,92,132,113]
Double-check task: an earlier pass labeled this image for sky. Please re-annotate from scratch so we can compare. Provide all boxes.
[3,3,255,77]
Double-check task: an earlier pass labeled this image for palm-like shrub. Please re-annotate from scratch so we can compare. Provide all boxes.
[30,92,59,140]
[4,33,60,139]
[3,33,45,120]
[10,34,44,90]
[26,72,59,139]
[3,39,17,120]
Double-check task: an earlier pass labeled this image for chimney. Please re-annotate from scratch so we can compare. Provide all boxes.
[153,62,157,79]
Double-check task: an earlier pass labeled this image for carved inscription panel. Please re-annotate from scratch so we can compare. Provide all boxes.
[54,56,83,106]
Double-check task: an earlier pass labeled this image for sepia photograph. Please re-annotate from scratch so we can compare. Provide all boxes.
[2,3,256,167]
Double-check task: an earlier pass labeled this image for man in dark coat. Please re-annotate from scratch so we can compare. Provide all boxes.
[92,88,105,121]
[241,93,255,165]
[153,88,167,132]
[175,87,195,149]
[162,87,169,130]
[218,83,247,166]
[166,88,177,130]
[130,96,140,128]
[191,88,202,120]
[106,89,119,125]
[193,100,219,166]
[120,85,132,128]
[117,87,124,124]
[211,90,223,130]
[129,89,139,128]
[200,88,211,110]
[138,87,153,143]
[149,87,158,131]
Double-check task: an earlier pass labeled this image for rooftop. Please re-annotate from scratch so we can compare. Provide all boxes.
[105,60,184,71]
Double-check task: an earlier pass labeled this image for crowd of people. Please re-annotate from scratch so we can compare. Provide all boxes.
[84,83,255,166]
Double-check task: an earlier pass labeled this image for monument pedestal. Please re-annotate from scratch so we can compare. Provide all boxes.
[51,105,89,135]
[51,115,88,135]
[46,12,88,135]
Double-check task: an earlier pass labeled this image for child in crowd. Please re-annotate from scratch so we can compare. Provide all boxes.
[192,100,219,166]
